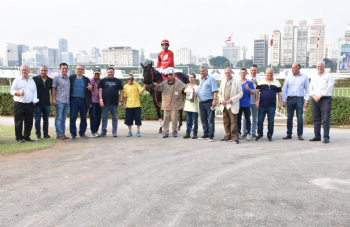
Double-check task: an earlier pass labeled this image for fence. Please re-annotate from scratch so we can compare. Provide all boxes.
[0,86,11,93]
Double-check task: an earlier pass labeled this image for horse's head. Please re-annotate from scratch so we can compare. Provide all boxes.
[141,62,160,91]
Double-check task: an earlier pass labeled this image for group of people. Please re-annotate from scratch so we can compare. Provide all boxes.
[10,39,334,144]
[10,64,145,142]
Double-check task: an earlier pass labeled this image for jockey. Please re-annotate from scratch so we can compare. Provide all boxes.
[157,39,178,81]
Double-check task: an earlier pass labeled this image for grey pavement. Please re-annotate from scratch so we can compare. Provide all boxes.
[1,115,350,227]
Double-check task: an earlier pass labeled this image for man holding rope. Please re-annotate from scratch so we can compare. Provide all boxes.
[153,69,186,138]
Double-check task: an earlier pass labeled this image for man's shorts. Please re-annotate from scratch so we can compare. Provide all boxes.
[125,107,142,126]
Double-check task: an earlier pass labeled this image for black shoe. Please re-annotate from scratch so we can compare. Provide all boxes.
[36,135,41,140]
[17,138,25,143]
[220,138,232,142]
[233,140,239,144]
[256,136,262,141]
[268,137,273,141]
[199,135,209,140]
[173,134,177,137]
[323,138,330,143]
[183,134,190,139]
[208,136,214,142]
[24,137,34,142]
[163,134,169,138]
[309,137,321,141]
[44,135,52,139]
[298,135,304,140]
[282,135,292,139]
[192,135,198,139]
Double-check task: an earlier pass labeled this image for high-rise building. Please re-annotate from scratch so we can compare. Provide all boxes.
[253,34,268,67]
[309,19,326,67]
[91,47,100,57]
[150,53,158,59]
[324,41,333,59]
[175,48,192,65]
[344,22,350,44]
[33,46,59,66]
[17,44,29,66]
[295,21,308,67]
[191,55,197,65]
[271,30,281,66]
[5,44,19,67]
[58,38,68,61]
[222,42,241,66]
[0,55,3,66]
[281,20,295,66]
[22,50,45,67]
[62,52,73,64]
[102,46,139,66]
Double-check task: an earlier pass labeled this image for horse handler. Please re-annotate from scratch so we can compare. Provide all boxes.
[123,74,146,137]
[153,69,186,138]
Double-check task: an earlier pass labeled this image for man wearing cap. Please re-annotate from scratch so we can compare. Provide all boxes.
[69,65,92,139]
[153,69,186,138]
[157,39,176,81]
[89,68,102,138]
[123,74,146,137]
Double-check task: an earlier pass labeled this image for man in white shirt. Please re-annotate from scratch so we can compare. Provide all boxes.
[309,61,334,143]
[10,65,39,143]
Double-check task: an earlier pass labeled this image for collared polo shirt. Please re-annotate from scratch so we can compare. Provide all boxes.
[198,75,218,102]
[256,79,282,107]
[33,76,53,106]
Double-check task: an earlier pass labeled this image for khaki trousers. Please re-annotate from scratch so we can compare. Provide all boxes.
[223,107,238,141]
[164,110,178,135]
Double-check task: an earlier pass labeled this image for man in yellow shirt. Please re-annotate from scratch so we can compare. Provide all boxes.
[123,74,146,137]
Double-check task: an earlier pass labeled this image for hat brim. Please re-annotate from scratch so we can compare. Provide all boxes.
[94,72,101,74]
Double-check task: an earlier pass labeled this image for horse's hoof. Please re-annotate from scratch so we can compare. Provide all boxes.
[159,127,162,134]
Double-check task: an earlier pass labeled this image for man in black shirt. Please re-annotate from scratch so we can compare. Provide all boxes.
[33,66,53,140]
[98,67,123,137]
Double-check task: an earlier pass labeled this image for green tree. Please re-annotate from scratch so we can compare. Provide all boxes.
[236,59,254,68]
[209,56,230,68]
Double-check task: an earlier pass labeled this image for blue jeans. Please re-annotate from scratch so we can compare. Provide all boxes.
[257,106,276,137]
[89,103,102,133]
[199,101,215,137]
[287,97,304,136]
[34,105,51,136]
[186,111,198,135]
[101,105,118,134]
[243,104,258,135]
[70,98,88,136]
[55,101,69,136]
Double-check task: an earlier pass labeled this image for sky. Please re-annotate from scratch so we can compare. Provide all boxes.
[1,0,349,60]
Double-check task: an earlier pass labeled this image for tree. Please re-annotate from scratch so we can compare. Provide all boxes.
[209,56,230,68]
[236,59,253,68]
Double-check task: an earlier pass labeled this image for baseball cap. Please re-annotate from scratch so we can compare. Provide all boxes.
[93,68,101,73]
[167,69,175,75]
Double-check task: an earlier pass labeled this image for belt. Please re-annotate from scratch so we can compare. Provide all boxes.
[15,101,33,105]
[288,96,303,98]
[200,99,213,103]
[71,97,84,99]
[320,96,330,98]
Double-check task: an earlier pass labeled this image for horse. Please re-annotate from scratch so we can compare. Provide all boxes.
[141,62,189,133]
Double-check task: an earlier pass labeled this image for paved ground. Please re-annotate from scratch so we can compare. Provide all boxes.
[1,116,350,227]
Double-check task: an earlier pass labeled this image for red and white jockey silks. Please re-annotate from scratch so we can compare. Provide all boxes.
[157,50,174,70]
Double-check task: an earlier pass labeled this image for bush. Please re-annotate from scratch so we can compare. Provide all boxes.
[304,97,350,126]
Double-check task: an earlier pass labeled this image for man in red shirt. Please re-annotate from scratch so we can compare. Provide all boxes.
[157,40,176,81]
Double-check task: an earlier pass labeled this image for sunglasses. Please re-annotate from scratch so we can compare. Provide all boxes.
[127,78,134,81]
[43,81,46,89]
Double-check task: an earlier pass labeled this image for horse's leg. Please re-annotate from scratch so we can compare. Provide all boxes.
[153,99,163,133]
[178,109,183,131]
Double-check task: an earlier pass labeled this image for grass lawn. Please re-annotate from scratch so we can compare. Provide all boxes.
[0,126,58,154]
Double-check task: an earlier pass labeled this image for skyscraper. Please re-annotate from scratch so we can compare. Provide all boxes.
[5,43,19,67]
[324,41,333,59]
[175,48,192,65]
[62,52,73,64]
[281,20,294,66]
[271,30,281,66]
[309,19,326,67]
[344,22,350,44]
[91,47,100,57]
[102,46,139,66]
[17,44,29,66]
[295,21,308,67]
[58,38,68,62]
[253,35,268,67]
[222,42,241,67]
[22,50,45,67]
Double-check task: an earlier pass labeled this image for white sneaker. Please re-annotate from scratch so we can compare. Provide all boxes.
[246,134,251,141]
[91,133,98,138]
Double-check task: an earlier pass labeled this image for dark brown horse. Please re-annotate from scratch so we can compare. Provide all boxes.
[141,63,189,133]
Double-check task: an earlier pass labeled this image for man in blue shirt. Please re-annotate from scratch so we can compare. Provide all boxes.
[282,63,309,140]
[69,65,92,139]
[197,65,218,142]
[98,67,124,137]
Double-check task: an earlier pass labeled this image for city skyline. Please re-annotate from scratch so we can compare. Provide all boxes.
[1,0,349,63]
